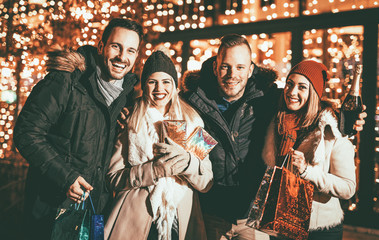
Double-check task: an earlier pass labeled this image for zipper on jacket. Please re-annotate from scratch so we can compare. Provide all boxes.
[189,91,240,158]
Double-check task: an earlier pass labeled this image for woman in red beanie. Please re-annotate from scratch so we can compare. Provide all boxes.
[262,60,356,240]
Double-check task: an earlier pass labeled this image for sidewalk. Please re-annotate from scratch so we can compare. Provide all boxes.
[344,225,379,240]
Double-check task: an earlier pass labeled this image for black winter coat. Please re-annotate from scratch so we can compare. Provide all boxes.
[182,56,280,222]
[13,46,138,237]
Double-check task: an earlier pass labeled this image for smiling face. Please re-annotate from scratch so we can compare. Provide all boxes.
[284,73,311,112]
[98,27,140,82]
[145,72,175,114]
[213,44,253,102]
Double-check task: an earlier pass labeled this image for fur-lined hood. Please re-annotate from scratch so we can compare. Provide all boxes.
[45,45,139,107]
[46,45,87,73]
[262,107,341,167]
[181,56,278,95]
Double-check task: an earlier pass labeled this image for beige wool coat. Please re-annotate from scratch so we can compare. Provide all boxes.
[262,109,356,230]
[105,108,213,240]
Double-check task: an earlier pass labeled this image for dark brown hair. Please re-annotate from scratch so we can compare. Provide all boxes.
[101,18,143,46]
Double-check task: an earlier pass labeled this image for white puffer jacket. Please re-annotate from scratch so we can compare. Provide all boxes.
[262,109,356,230]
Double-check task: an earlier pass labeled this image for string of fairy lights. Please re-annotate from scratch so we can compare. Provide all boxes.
[0,0,378,163]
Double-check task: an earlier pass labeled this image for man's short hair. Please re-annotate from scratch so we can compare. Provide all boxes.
[218,34,252,56]
[101,18,144,46]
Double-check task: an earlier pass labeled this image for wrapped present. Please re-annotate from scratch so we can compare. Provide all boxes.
[162,120,217,160]
[246,157,314,240]
[162,120,187,148]
[186,127,218,160]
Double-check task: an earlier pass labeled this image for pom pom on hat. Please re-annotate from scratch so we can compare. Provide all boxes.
[287,60,330,98]
[141,47,178,88]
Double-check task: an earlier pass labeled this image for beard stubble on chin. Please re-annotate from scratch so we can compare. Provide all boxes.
[225,89,243,101]
[103,57,130,81]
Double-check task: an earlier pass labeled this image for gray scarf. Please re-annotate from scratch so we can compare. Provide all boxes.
[96,66,124,106]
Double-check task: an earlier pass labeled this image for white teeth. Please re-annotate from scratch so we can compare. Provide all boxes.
[113,63,126,68]
[287,96,299,102]
[154,94,165,99]
[225,82,238,86]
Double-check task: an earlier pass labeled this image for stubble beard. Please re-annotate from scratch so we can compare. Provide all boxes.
[219,78,246,102]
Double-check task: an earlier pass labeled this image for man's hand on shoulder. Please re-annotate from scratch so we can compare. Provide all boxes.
[117,107,130,130]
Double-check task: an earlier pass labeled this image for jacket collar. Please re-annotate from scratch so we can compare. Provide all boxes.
[74,46,138,106]
[184,56,277,105]
[47,45,138,94]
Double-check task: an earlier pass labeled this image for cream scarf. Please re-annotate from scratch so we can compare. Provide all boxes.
[96,66,124,106]
[127,107,189,240]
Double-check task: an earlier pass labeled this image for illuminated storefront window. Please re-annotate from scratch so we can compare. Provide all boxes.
[188,38,220,71]
[200,0,379,27]
[248,32,292,84]
[208,0,300,24]
[303,26,363,102]
[304,0,379,15]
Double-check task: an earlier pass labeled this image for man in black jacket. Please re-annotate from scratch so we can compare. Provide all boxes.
[13,18,143,239]
[182,34,279,239]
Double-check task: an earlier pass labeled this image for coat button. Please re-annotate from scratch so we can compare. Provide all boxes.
[233,131,239,137]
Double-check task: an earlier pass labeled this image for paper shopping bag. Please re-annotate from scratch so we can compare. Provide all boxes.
[51,193,104,240]
[247,165,314,240]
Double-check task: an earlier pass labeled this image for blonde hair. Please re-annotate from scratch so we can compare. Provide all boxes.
[128,77,201,132]
[277,81,321,133]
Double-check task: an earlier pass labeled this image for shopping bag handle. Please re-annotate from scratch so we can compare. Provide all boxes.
[88,193,96,214]
[281,154,289,168]
[74,193,86,211]
[281,153,299,176]
[74,192,96,214]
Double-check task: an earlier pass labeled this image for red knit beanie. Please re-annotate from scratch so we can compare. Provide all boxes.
[287,60,330,98]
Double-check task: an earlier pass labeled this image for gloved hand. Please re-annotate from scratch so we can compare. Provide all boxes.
[152,137,191,179]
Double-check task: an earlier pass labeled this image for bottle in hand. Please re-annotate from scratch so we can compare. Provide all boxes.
[340,64,363,136]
